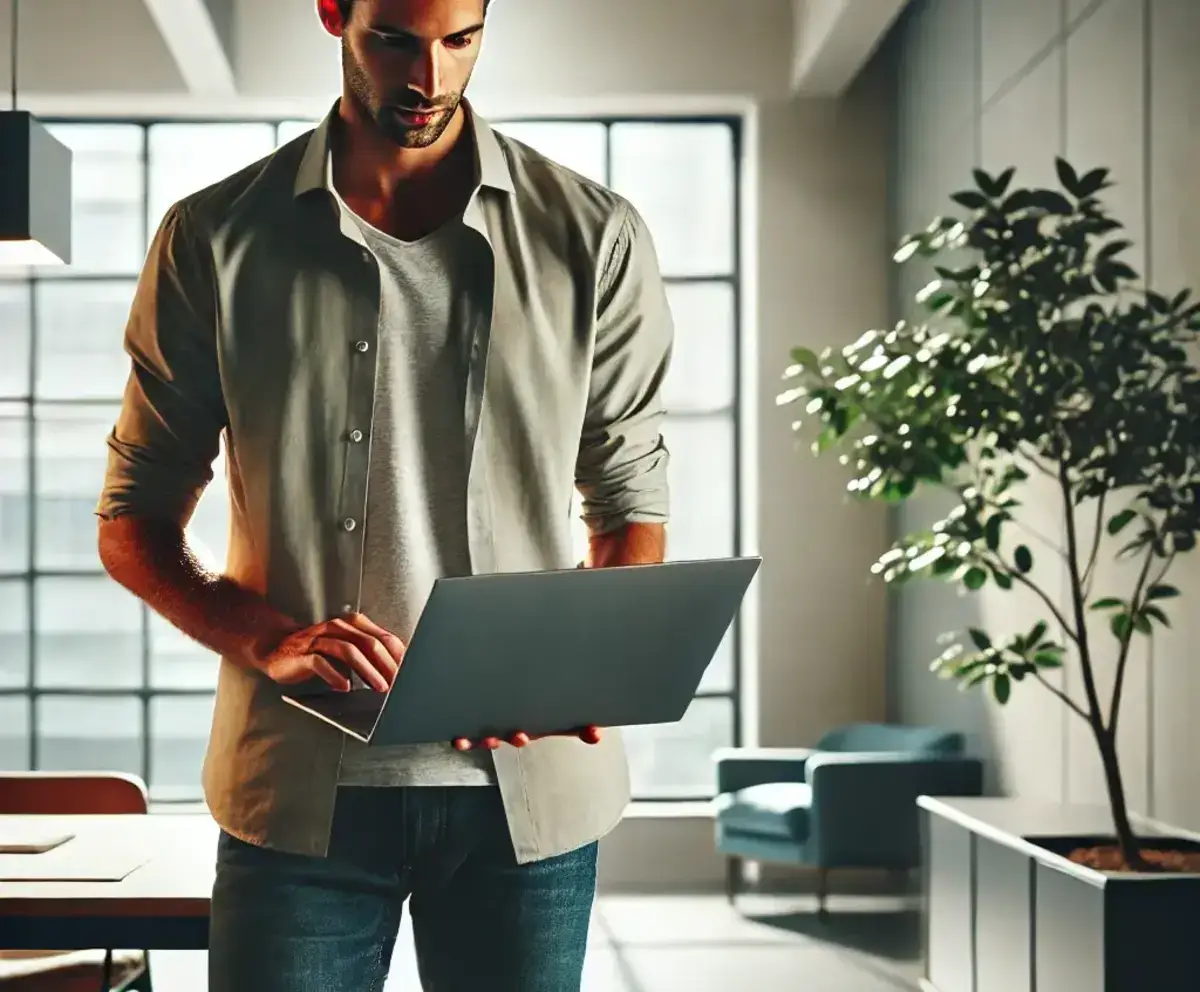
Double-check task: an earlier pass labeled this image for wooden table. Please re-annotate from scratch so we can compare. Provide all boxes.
[0,813,216,950]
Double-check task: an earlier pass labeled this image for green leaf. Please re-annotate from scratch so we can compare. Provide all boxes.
[993,673,1012,705]
[969,628,992,651]
[1111,613,1133,641]
[954,656,990,678]
[1096,239,1133,263]
[1134,613,1153,635]
[1090,597,1125,611]
[1026,189,1074,214]
[1028,621,1048,645]
[789,346,820,372]
[1054,158,1081,195]
[991,167,1016,197]
[963,567,988,591]
[991,568,1014,590]
[814,426,840,453]
[985,515,1003,552]
[951,190,989,211]
[1107,509,1138,536]
[962,667,991,689]
[1147,584,1180,601]
[1033,651,1064,669]
[931,555,959,577]
[1117,535,1152,559]
[1142,605,1170,628]
[1076,167,1110,197]
[1013,545,1033,573]
[893,238,921,263]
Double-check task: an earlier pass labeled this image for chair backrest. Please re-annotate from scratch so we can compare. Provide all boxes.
[815,722,964,756]
[0,772,149,815]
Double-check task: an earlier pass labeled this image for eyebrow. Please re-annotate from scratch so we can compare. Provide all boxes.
[372,22,485,42]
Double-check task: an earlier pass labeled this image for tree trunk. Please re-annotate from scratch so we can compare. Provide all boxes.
[1095,726,1145,870]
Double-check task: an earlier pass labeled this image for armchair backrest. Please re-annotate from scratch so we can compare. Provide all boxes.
[815,723,964,756]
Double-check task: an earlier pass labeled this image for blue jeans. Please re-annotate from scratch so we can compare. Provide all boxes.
[208,786,598,991]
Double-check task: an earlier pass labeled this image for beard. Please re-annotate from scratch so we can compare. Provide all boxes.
[343,40,465,149]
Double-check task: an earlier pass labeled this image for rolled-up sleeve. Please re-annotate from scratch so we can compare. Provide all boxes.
[576,201,673,534]
[95,201,227,525]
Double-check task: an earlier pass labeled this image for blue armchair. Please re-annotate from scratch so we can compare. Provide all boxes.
[713,723,983,911]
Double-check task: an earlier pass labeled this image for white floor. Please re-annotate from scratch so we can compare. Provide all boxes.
[151,893,921,991]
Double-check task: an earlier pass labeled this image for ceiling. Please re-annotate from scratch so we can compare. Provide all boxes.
[0,0,910,116]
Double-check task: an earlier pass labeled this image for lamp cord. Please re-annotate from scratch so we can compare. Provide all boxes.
[9,0,17,111]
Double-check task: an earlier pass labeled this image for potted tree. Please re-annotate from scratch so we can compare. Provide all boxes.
[778,160,1200,992]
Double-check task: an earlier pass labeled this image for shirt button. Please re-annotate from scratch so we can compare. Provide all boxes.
[342,517,357,532]
[354,340,370,353]
[342,603,355,614]
[349,429,364,443]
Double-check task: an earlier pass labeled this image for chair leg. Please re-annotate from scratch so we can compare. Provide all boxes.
[725,856,742,904]
[816,867,830,918]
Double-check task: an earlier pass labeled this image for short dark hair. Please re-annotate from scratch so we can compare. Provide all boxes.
[337,0,491,19]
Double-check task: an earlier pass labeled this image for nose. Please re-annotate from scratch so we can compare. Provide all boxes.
[409,43,442,100]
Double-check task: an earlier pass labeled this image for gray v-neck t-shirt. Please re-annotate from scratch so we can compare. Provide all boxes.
[333,198,497,787]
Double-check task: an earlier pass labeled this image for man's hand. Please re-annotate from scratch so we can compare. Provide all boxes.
[452,725,603,751]
[251,613,405,693]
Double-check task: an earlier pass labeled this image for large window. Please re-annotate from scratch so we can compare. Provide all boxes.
[0,116,743,802]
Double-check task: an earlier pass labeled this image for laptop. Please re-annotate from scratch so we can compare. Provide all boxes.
[283,556,760,746]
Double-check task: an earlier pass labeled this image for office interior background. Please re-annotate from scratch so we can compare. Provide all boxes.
[3,0,1200,987]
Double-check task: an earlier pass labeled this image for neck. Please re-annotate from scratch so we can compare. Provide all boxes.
[332,96,471,202]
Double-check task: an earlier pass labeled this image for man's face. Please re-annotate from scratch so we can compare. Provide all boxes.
[324,0,487,148]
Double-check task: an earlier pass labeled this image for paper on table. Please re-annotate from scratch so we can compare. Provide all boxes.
[0,831,149,881]
[0,826,73,854]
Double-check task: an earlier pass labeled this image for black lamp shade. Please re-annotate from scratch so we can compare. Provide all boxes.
[0,111,72,266]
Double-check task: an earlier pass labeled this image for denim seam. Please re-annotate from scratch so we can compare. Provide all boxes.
[514,751,542,855]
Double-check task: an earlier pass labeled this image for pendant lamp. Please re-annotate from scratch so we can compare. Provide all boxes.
[0,0,71,267]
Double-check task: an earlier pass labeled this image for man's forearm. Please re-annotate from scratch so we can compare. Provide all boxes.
[97,515,295,669]
[586,522,666,568]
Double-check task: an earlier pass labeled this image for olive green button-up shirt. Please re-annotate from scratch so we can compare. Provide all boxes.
[97,103,673,863]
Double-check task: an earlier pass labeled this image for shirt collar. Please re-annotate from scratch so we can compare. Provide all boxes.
[294,98,514,199]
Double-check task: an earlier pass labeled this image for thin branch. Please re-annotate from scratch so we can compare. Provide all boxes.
[1149,551,1176,592]
[1010,519,1064,557]
[1034,671,1090,722]
[1109,545,1165,733]
[980,552,1081,647]
[1081,492,1107,597]
[1059,463,1107,732]
[1017,443,1058,479]
[981,495,1065,558]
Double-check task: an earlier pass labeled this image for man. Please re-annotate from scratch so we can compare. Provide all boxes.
[96,0,671,989]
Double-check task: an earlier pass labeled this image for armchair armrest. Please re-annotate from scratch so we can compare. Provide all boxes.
[805,752,984,869]
[712,746,814,794]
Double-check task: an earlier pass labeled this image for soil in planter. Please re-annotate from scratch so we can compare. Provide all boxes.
[1067,845,1200,873]
[1029,834,1200,874]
